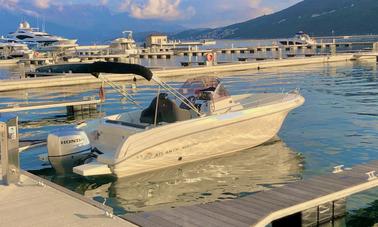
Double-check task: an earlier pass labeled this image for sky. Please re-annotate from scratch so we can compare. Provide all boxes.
[0,0,302,28]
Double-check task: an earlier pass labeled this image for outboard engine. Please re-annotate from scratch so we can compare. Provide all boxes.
[47,129,92,174]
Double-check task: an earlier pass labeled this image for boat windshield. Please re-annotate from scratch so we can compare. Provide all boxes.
[179,77,219,96]
[178,76,230,101]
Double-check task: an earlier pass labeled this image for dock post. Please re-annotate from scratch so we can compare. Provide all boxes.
[373,42,378,52]
[19,63,26,79]
[331,44,336,56]
[278,48,283,59]
[0,114,20,185]
[66,106,74,116]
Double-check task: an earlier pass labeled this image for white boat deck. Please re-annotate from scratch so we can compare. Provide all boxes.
[0,168,135,227]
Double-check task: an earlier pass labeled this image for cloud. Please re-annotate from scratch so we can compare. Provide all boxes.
[34,0,50,9]
[119,0,194,20]
[99,0,109,5]
[0,0,300,29]
[248,0,262,8]
[176,0,276,28]
[0,0,19,10]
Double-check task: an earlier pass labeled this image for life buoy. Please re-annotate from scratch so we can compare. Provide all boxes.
[206,53,214,62]
[33,51,39,58]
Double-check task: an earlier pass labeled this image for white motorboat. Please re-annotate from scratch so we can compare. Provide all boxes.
[37,62,304,178]
[2,21,77,51]
[279,31,317,46]
[201,39,217,45]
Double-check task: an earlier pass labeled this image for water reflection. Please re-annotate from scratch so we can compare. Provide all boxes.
[347,199,378,227]
[30,137,303,214]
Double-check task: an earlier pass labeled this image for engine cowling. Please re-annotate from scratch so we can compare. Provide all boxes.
[47,129,92,174]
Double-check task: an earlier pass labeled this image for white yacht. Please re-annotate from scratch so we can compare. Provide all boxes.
[36,62,304,178]
[108,31,139,55]
[279,31,317,46]
[3,21,77,51]
[0,41,33,59]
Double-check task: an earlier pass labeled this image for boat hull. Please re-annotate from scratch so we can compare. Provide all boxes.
[73,93,304,178]
[112,107,295,177]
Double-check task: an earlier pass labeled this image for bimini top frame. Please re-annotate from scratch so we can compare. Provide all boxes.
[36,62,201,115]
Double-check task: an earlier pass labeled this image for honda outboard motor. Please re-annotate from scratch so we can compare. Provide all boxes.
[47,129,92,174]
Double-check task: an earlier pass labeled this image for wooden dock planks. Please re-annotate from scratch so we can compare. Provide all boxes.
[123,161,378,227]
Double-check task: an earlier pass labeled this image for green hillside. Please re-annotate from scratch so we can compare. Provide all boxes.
[173,0,378,39]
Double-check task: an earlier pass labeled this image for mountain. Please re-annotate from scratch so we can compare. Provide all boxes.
[172,0,378,39]
[0,3,185,44]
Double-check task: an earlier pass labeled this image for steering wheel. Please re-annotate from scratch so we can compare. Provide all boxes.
[180,95,197,110]
[187,95,197,103]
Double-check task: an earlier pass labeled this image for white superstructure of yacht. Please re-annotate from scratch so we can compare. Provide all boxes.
[108,31,139,55]
[37,62,304,178]
[2,21,77,51]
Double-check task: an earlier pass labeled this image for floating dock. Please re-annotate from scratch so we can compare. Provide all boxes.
[1,53,374,92]
[0,169,134,227]
[123,161,378,227]
[0,99,101,113]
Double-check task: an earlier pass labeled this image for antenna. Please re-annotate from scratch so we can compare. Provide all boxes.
[42,16,46,32]
[37,15,40,31]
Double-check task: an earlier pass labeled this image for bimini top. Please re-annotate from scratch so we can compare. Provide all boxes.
[35,62,153,81]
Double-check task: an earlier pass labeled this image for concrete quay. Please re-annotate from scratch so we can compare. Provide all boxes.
[0,168,135,227]
[153,53,363,78]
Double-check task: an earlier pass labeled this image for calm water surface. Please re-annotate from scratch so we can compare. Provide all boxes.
[1,59,378,222]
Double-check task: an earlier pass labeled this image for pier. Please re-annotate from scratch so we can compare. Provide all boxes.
[0,41,375,67]
[138,51,174,59]
[2,53,375,92]
[0,169,134,227]
[123,161,378,227]
[353,52,378,62]
[0,99,101,115]
[0,114,134,226]
[0,59,19,65]
[18,58,55,66]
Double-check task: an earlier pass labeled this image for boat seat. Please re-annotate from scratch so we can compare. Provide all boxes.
[140,93,192,124]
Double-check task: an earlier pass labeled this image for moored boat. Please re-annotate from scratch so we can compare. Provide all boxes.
[37,62,304,177]
[279,31,317,46]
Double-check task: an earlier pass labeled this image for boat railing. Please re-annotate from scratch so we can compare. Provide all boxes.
[214,90,300,113]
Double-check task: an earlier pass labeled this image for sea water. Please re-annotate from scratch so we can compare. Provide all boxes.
[1,57,378,225]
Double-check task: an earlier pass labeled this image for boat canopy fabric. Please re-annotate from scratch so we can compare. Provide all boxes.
[36,62,153,81]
